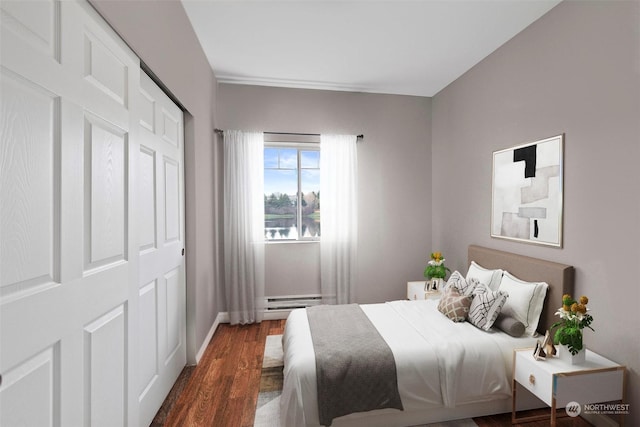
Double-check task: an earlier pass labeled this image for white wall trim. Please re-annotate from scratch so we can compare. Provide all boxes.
[195,312,229,363]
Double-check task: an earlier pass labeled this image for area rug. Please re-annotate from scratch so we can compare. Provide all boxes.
[253,334,478,427]
[254,334,285,427]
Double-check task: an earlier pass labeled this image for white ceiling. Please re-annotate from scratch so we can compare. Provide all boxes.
[181,0,561,97]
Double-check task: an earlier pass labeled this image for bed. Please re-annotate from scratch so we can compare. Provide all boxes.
[280,245,575,427]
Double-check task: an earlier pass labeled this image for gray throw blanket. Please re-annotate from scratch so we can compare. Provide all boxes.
[306,304,404,426]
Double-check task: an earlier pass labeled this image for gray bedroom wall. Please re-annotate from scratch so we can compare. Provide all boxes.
[89,0,221,363]
[432,1,640,424]
[218,84,432,303]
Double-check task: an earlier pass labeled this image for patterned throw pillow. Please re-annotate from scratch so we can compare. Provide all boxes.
[445,270,478,296]
[468,283,508,331]
[437,287,473,322]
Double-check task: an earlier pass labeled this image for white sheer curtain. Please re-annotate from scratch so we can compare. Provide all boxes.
[320,134,358,305]
[223,130,265,324]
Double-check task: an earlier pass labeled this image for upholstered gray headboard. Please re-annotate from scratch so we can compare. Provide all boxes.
[468,245,574,334]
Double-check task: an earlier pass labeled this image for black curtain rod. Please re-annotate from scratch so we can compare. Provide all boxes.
[214,128,364,140]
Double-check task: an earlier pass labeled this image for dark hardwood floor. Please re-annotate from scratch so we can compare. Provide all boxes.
[475,411,591,427]
[162,320,286,427]
[159,320,591,426]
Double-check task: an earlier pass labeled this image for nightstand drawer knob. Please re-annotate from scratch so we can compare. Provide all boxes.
[529,374,536,385]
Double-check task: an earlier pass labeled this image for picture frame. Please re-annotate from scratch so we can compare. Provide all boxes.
[533,340,546,361]
[542,330,556,357]
[491,134,564,247]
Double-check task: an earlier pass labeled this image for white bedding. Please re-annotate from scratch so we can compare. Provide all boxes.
[281,299,538,427]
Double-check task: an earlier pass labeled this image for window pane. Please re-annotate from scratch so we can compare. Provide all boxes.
[264,169,298,240]
[264,148,279,168]
[300,169,320,238]
[301,150,319,168]
[300,169,319,194]
[278,148,298,169]
[264,146,321,241]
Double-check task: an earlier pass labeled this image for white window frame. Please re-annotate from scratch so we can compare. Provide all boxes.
[264,141,320,242]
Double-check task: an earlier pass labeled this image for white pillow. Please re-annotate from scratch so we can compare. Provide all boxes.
[498,271,549,336]
[445,270,478,296]
[468,283,508,331]
[466,261,504,291]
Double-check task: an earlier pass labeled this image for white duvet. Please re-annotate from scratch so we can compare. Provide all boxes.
[280,299,537,427]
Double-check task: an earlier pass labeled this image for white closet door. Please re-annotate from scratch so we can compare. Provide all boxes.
[137,71,186,427]
[0,1,140,426]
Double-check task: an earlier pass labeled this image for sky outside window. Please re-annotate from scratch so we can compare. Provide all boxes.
[264,148,319,196]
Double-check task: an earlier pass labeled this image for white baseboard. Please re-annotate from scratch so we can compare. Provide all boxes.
[195,311,228,363]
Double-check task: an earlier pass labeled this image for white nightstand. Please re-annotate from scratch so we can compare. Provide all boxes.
[407,281,441,300]
[512,348,626,426]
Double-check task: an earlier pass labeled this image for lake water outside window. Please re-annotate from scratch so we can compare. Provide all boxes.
[264,146,320,240]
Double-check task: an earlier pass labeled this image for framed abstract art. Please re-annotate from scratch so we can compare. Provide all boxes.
[491,134,564,247]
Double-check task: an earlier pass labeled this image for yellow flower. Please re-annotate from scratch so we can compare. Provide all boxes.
[576,303,587,314]
[563,304,571,312]
[562,294,572,300]
[579,295,589,305]
[570,303,578,313]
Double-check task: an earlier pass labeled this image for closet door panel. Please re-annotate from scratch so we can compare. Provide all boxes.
[137,70,186,427]
[1,1,140,426]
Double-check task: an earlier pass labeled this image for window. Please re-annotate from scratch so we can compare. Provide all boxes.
[264,143,320,241]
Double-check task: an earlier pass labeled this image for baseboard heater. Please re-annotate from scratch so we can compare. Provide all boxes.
[266,294,322,311]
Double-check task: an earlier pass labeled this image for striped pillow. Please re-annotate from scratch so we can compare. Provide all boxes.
[445,270,478,296]
[438,287,473,322]
[468,283,508,331]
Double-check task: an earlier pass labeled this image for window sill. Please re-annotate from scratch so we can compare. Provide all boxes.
[265,240,320,245]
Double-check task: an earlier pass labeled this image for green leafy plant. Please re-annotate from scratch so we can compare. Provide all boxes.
[550,294,594,355]
[423,251,451,279]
